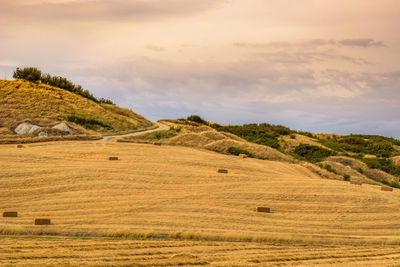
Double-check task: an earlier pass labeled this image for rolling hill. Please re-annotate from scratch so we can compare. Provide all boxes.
[0,79,154,139]
[1,141,400,265]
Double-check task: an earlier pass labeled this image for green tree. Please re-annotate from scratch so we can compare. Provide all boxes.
[13,67,42,83]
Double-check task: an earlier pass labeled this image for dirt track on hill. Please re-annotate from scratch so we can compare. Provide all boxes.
[98,122,169,142]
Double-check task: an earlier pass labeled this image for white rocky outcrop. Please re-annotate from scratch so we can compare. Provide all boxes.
[52,122,73,135]
[38,131,48,137]
[14,122,40,135]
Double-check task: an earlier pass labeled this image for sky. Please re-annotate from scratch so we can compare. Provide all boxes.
[1,0,400,137]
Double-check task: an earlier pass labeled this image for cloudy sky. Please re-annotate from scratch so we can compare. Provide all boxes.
[1,0,400,137]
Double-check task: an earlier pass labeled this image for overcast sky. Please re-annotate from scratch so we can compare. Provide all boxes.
[1,0,400,137]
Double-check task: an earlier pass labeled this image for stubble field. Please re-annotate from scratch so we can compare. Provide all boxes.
[1,142,400,265]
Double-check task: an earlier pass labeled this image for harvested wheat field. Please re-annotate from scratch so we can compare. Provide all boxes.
[1,236,400,266]
[1,141,400,265]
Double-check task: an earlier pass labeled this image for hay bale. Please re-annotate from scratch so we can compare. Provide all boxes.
[256,207,270,213]
[381,186,393,192]
[17,144,23,148]
[239,154,247,158]
[3,211,18,217]
[218,169,228,173]
[350,180,362,185]
[109,156,119,160]
[34,218,51,225]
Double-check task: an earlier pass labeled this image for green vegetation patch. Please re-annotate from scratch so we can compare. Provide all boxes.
[13,67,114,104]
[361,157,400,177]
[319,134,399,158]
[227,147,254,158]
[119,127,180,142]
[187,115,207,124]
[294,144,336,163]
[66,110,112,131]
[150,129,178,140]
[212,123,291,149]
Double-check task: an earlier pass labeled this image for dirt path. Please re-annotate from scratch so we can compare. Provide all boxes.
[98,122,169,142]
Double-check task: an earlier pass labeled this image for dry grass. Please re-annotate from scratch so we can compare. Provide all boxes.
[324,156,399,185]
[392,155,400,166]
[122,119,293,163]
[2,236,400,266]
[0,79,153,135]
[1,142,400,245]
[279,133,330,153]
[2,142,400,264]
[0,134,101,144]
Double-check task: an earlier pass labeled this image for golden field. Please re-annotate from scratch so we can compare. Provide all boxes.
[2,236,400,266]
[1,141,400,265]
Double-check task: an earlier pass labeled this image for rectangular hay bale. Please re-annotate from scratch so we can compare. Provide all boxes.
[3,211,18,217]
[109,156,119,160]
[381,186,393,192]
[218,169,228,174]
[17,144,23,148]
[256,207,270,213]
[34,218,51,225]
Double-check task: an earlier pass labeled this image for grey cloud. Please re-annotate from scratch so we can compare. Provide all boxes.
[338,38,385,47]
[145,45,165,52]
[234,38,385,49]
[67,57,400,137]
[254,50,370,66]
[1,0,219,23]
[2,55,399,138]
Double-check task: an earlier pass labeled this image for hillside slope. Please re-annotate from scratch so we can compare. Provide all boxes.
[119,119,293,162]
[1,141,400,247]
[0,79,154,136]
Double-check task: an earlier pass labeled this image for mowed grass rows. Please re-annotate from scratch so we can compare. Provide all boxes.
[1,142,400,244]
[1,236,400,266]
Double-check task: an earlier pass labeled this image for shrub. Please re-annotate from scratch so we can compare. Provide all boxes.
[12,67,114,104]
[67,115,111,130]
[13,67,42,83]
[343,174,351,181]
[187,115,207,124]
[318,133,400,158]
[98,98,115,105]
[294,144,336,163]
[227,147,254,158]
[362,158,400,176]
[297,131,314,138]
[149,129,178,140]
[211,123,291,149]
[322,164,337,174]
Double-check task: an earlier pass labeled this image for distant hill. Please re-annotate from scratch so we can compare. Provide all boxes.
[0,79,154,138]
[120,116,400,188]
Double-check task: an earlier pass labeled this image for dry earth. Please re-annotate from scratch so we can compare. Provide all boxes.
[1,142,400,265]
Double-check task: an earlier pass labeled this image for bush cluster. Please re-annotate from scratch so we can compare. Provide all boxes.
[212,123,291,149]
[187,115,207,124]
[361,157,400,177]
[227,147,254,158]
[294,144,336,163]
[13,67,114,104]
[320,134,398,158]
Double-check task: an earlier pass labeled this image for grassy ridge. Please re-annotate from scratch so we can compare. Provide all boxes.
[0,79,154,135]
[185,116,400,186]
